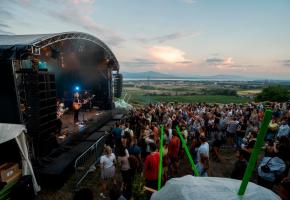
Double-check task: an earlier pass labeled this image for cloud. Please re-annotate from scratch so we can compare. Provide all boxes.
[176,61,192,64]
[182,0,197,4]
[148,46,191,63]
[0,23,9,29]
[206,58,224,64]
[206,56,255,71]
[0,29,14,35]
[70,0,95,4]
[47,3,125,46]
[3,0,124,46]
[136,32,200,44]
[0,21,13,34]
[121,58,161,67]
[279,59,290,67]
[206,56,241,70]
[223,57,234,65]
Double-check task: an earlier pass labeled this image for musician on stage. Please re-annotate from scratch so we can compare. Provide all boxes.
[82,90,90,112]
[56,99,64,134]
[73,92,81,124]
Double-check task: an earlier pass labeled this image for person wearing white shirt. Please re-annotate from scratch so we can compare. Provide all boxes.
[197,136,209,162]
[277,120,290,138]
[100,146,116,198]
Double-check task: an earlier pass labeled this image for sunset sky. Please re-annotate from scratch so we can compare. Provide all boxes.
[1,0,290,79]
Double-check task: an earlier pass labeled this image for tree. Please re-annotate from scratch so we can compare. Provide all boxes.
[255,85,290,102]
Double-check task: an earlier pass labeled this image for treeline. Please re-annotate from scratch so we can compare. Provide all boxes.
[201,88,237,96]
[255,85,290,102]
[139,85,156,90]
[144,92,198,96]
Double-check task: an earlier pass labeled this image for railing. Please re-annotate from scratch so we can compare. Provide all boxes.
[74,132,109,188]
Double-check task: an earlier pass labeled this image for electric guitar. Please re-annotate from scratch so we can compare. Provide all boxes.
[82,95,96,105]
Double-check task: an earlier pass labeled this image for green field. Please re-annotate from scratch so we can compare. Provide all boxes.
[123,88,251,105]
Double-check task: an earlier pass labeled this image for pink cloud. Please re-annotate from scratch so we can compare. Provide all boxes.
[148,46,191,63]
[223,57,234,65]
[71,0,95,4]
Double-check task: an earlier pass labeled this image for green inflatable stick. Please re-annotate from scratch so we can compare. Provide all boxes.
[238,110,272,196]
[158,125,164,190]
[176,126,199,176]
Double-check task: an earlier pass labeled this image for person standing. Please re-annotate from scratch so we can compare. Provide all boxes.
[197,135,209,163]
[118,147,132,199]
[231,149,248,180]
[168,130,180,177]
[100,146,116,198]
[73,92,81,124]
[112,122,123,155]
[144,143,160,190]
[82,90,90,111]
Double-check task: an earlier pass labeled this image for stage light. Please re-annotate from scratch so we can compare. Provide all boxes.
[38,60,47,69]
[74,86,80,91]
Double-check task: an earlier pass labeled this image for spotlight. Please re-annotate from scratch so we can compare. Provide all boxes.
[38,60,47,69]
[74,86,80,91]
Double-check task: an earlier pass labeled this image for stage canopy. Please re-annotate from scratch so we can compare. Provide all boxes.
[0,32,119,70]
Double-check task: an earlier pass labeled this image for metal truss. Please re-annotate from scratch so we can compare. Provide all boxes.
[30,32,119,71]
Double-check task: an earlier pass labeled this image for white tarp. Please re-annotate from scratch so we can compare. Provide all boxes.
[0,123,41,193]
[151,175,281,200]
[114,99,133,110]
[0,123,24,144]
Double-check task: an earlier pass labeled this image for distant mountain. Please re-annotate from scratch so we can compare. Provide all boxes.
[123,71,175,78]
[201,74,246,80]
[122,71,249,80]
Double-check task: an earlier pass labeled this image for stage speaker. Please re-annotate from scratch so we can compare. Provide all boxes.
[114,73,123,98]
[51,48,60,59]
[10,175,35,200]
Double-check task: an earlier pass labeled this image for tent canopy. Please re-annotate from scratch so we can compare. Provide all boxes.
[151,175,281,200]
[0,123,26,144]
[0,123,41,193]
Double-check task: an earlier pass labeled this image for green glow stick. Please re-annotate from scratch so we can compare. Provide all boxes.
[176,126,199,176]
[158,125,164,191]
[238,109,272,196]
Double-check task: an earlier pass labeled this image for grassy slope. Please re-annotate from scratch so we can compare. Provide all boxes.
[123,89,250,104]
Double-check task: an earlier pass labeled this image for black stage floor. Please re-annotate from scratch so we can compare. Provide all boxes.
[38,109,124,187]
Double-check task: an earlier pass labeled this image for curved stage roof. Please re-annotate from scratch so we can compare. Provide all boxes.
[0,32,119,70]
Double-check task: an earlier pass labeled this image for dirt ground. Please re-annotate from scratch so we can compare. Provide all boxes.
[36,147,238,200]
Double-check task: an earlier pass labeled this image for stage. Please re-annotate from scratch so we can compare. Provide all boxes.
[56,108,106,144]
[38,109,124,187]
[0,32,123,188]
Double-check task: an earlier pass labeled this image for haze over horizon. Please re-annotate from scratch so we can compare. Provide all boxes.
[1,0,290,79]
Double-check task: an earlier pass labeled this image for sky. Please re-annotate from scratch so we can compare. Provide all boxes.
[0,0,290,79]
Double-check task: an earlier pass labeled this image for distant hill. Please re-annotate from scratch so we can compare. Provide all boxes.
[122,71,248,80]
[201,74,246,80]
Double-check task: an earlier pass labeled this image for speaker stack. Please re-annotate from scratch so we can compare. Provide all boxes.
[16,69,58,157]
[114,73,123,98]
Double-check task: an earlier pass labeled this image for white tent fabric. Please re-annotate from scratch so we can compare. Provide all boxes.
[0,123,41,193]
[114,99,133,110]
[0,123,24,144]
[151,175,281,200]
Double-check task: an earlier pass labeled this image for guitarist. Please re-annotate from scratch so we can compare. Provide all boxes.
[56,99,64,134]
[73,92,81,124]
[82,90,90,111]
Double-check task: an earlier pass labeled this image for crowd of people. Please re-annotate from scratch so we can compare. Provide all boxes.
[86,102,290,200]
